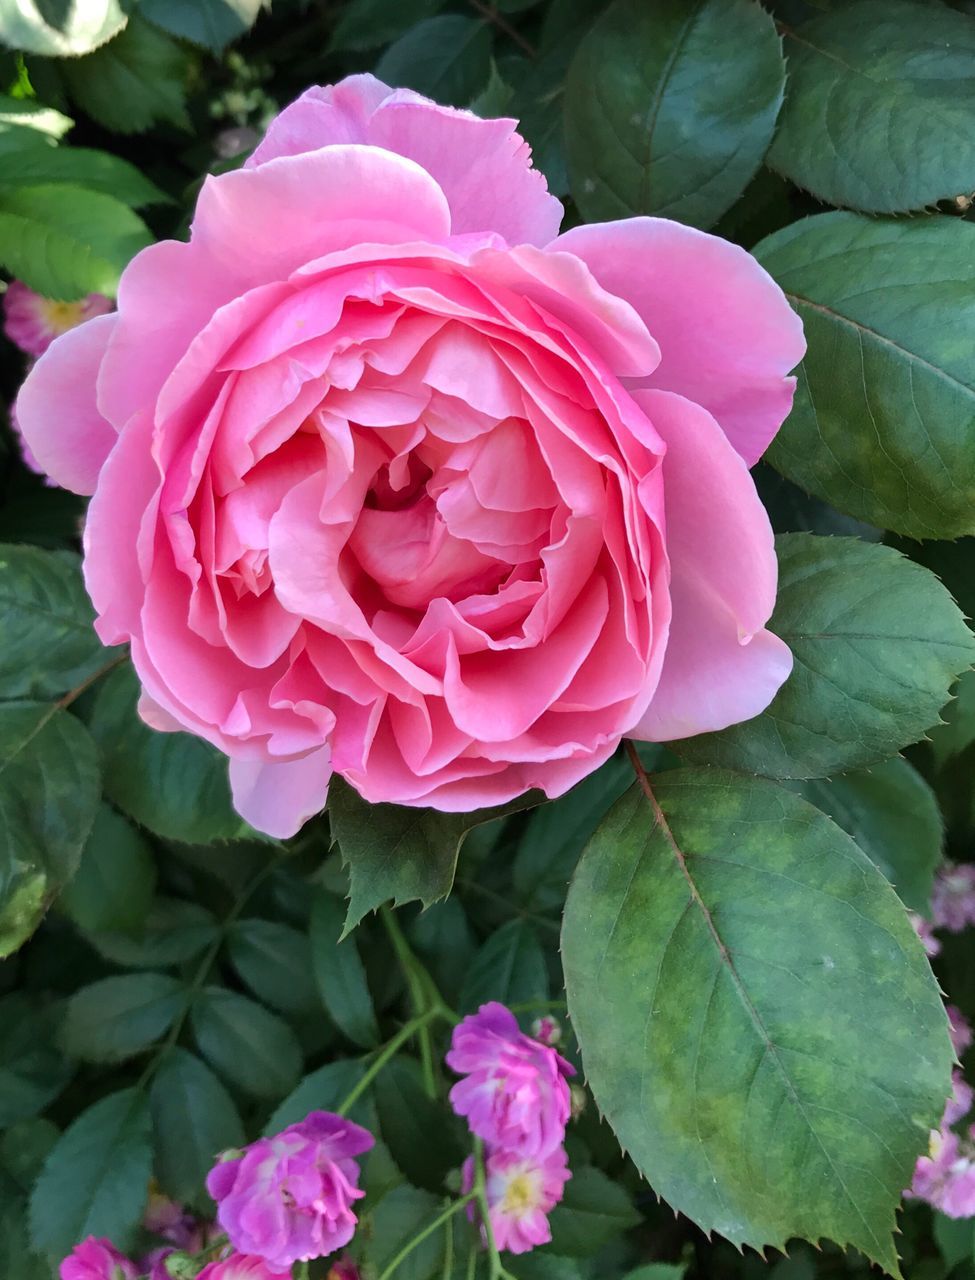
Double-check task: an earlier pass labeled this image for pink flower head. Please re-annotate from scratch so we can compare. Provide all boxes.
[462,1147,571,1254]
[60,1238,138,1280]
[932,864,975,933]
[197,1256,290,1280]
[206,1110,374,1269]
[3,281,111,358]
[140,1248,175,1280]
[448,1002,574,1159]
[949,1005,972,1057]
[16,75,803,839]
[910,912,940,958]
[911,1127,975,1218]
[326,1257,360,1280]
[945,1070,973,1128]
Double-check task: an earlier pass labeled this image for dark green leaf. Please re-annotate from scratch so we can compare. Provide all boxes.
[562,770,952,1269]
[622,1268,687,1280]
[769,0,975,213]
[789,758,942,913]
[565,0,785,229]
[0,96,71,138]
[0,994,72,1127]
[86,897,218,968]
[408,897,477,1008]
[933,1214,974,1270]
[90,663,251,844]
[363,1184,445,1280]
[676,534,975,779]
[757,213,975,539]
[60,803,156,934]
[930,669,975,768]
[61,973,186,1063]
[0,0,126,56]
[150,1048,244,1208]
[0,701,100,956]
[266,1057,374,1134]
[0,545,103,698]
[0,182,152,300]
[0,140,168,206]
[61,16,190,135]
[0,1118,60,1191]
[460,918,547,1013]
[140,0,262,52]
[375,1056,464,1192]
[227,918,319,1016]
[546,1166,641,1256]
[330,0,445,51]
[191,987,302,1099]
[0,1190,48,1280]
[310,890,379,1047]
[375,16,492,108]
[331,776,541,933]
[29,1088,152,1260]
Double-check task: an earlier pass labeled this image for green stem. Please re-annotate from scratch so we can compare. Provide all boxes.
[376,1193,476,1280]
[506,999,568,1016]
[441,1194,455,1280]
[336,1006,443,1116]
[472,1141,517,1280]
[380,904,446,1095]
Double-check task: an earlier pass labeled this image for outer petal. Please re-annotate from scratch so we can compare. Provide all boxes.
[250,76,563,248]
[16,313,118,494]
[229,747,332,839]
[630,389,792,742]
[554,219,805,465]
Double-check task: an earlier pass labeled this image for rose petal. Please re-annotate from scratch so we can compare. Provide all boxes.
[229,746,333,839]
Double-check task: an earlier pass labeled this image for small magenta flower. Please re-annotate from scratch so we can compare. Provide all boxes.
[945,1071,973,1127]
[206,1111,374,1269]
[60,1238,138,1280]
[949,1005,972,1057]
[3,281,111,358]
[932,864,975,933]
[910,912,941,958]
[462,1147,571,1254]
[447,1003,574,1159]
[911,1127,975,1218]
[197,1255,290,1280]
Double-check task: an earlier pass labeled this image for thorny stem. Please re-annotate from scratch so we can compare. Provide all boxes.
[376,1193,477,1280]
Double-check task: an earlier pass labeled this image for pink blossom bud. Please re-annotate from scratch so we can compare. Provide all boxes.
[531,1016,562,1046]
[60,1238,138,1280]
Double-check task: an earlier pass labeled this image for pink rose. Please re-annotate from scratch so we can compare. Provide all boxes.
[462,1146,571,1254]
[197,1256,289,1280]
[17,75,803,838]
[447,1001,574,1158]
[59,1238,138,1280]
[205,1110,374,1268]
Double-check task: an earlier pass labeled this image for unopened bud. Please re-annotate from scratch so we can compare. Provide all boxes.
[164,1253,197,1280]
[569,1084,587,1119]
[531,1015,562,1046]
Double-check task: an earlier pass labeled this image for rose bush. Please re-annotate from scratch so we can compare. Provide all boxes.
[17,74,803,838]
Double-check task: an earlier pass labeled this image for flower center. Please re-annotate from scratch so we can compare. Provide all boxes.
[501,1172,539,1216]
[38,298,87,335]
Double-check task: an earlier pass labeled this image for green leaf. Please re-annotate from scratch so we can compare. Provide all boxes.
[191,986,302,1099]
[769,0,975,213]
[930,669,975,768]
[460,918,548,1013]
[29,1088,152,1260]
[139,0,262,52]
[61,16,190,135]
[408,897,477,1008]
[565,0,785,230]
[0,95,72,139]
[86,897,218,968]
[756,213,975,539]
[266,1058,374,1134]
[0,545,103,697]
[227,918,319,1016]
[622,1268,687,1280]
[0,139,168,206]
[61,973,186,1063]
[0,701,100,957]
[330,0,445,51]
[0,1190,48,1280]
[676,534,975,779]
[149,1048,244,1208]
[90,663,251,844]
[547,1166,641,1256]
[789,758,942,914]
[0,1117,60,1191]
[310,890,379,1047]
[0,182,152,300]
[331,776,540,933]
[0,0,126,56]
[60,803,155,934]
[375,16,492,108]
[375,1056,464,1192]
[363,1184,445,1280]
[561,770,952,1270]
[0,994,72,1127]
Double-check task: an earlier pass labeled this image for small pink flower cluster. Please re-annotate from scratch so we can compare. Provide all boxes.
[447,1002,575,1254]
[911,1005,975,1218]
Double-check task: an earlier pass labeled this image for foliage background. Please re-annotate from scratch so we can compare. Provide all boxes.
[2,1,975,1279]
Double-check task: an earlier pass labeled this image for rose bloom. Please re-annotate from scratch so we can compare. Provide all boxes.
[197,1256,290,1280]
[462,1146,571,1254]
[3,280,111,358]
[17,75,803,838]
[911,1127,975,1219]
[448,1001,574,1158]
[60,1238,137,1280]
[206,1110,374,1268]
